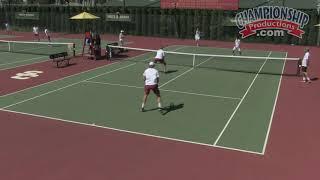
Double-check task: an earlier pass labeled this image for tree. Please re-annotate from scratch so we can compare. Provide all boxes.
[201,10,209,40]
[179,10,187,38]
[159,9,167,36]
[209,10,217,40]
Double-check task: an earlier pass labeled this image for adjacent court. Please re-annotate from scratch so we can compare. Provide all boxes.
[0,44,291,154]
[0,34,16,39]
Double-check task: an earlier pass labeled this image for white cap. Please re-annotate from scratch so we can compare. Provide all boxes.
[120,30,124,33]
[149,62,155,66]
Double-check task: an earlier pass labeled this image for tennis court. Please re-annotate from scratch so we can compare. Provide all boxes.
[0,38,77,70]
[0,44,294,154]
[0,38,118,70]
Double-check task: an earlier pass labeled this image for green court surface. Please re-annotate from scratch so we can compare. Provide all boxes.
[0,45,288,154]
[0,38,112,70]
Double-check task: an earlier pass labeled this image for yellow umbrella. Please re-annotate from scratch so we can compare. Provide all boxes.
[70,12,100,20]
[70,12,100,55]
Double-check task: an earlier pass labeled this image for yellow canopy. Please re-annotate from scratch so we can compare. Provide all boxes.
[70,12,100,20]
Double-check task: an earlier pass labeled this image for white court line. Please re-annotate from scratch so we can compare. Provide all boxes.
[0,108,262,155]
[0,58,51,71]
[214,144,263,155]
[0,35,23,39]
[0,43,53,55]
[83,81,241,100]
[124,41,134,45]
[2,63,137,109]
[213,51,273,146]
[159,68,194,88]
[84,81,143,89]
[0,38,92,66]
[0,47,79,67]
[161,88,241,100]
[0,46,183,98]
[261,52,288,155]
[177,45,288,54]
[159,56,214,88]
[0,56,47,66]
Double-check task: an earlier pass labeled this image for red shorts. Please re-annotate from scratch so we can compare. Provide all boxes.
[154,58,166,65]
[144,84,160,97]
[301,66,308,72]
[34,33,39,36]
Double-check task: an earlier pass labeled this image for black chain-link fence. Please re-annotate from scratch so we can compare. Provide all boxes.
[0,4,319,46]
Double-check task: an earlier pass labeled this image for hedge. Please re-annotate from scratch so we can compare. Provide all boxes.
[1,5,319,46]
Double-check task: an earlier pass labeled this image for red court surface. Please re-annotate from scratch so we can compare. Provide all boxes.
[1,32,319,180]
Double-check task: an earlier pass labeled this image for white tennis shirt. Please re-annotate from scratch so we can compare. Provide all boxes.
[155,49,165,59]
[195,30,200,40]
[33,27,38,34]
[143,68,159,86]
[119,32,124,41]
[235,39,240,47]
[44,29,49,36]
[302,52,310,67]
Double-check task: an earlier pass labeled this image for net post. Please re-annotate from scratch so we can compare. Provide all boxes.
[317,0,320,46]
[73,43,75,57]
[192,54,196,67]
[106,44,112,59]
[297,58,302,76]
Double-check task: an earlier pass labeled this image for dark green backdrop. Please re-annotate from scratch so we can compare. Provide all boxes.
[0,5,319,45]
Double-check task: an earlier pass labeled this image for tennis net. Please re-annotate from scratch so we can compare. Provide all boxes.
[107,45,300,76]
[0,40,75,56]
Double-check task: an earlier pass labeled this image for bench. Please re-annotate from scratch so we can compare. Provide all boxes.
[49,52,71,68]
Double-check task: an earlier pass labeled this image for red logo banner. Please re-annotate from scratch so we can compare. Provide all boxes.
[239,19,305,38]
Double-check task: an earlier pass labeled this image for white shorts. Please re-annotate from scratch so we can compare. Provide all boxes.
[119,39,124,45]
[195,35,200,41]
[233,46,240,51]
[301,60,308,67]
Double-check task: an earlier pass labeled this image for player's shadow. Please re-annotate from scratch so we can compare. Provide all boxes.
[144,107,160,112]
[164,70,178,74]
[160,103,184,116]
[311,77,318,81]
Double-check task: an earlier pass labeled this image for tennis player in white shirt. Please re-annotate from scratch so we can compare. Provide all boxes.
[300,48,311,83]
[5,22,10,34]
[141,62,162,112]
[195,28,200,46]
[119,30,124,46]
[233,36,242,55]
[154,47,166,73]
[33,26,40,41]
[44,28,51,42]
